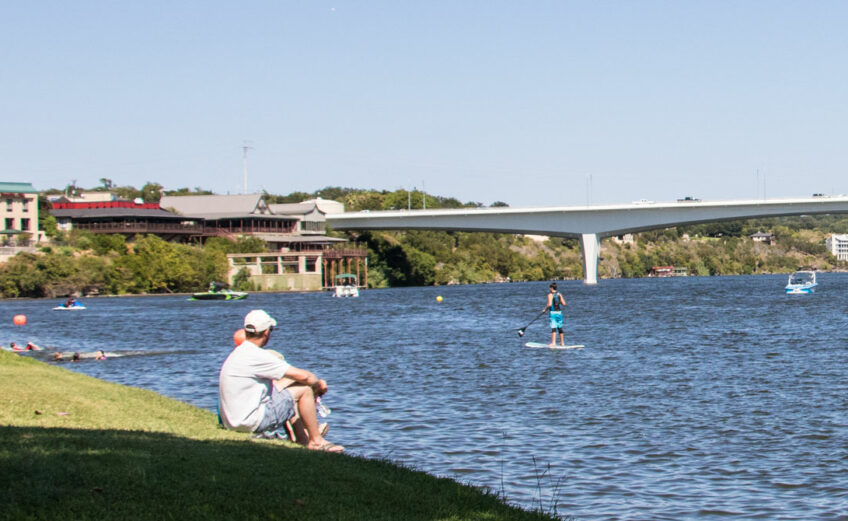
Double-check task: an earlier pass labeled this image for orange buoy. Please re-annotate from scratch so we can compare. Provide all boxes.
[13,314,26,326]
[233,328,246,346]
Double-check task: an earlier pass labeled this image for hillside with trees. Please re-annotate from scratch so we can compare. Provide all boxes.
[1,183,845,298]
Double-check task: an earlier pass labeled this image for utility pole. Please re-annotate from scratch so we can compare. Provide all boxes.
[242,141,254,194]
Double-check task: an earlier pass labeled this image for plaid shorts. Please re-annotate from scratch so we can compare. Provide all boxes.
[256,385,295,433]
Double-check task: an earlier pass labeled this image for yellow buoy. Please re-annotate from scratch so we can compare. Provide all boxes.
[436,296,443,302]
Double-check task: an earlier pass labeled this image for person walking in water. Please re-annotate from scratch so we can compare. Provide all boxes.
[543,282,567,347]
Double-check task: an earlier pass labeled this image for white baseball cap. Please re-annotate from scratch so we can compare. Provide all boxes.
[243,309,277,333]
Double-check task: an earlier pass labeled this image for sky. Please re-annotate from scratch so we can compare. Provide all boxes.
[2,1,847,207]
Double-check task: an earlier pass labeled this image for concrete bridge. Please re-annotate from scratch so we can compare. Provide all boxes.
[326,196,848,284]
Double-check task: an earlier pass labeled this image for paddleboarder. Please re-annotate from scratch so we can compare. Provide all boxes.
[543,282,567,347]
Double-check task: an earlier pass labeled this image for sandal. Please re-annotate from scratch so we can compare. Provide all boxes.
[312,440,344,453]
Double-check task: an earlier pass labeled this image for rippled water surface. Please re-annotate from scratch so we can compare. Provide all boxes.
[3,275,847,520]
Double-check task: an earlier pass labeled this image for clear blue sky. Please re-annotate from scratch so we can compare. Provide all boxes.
[2,1,847,207]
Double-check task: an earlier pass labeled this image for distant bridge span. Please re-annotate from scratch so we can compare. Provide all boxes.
[326,197,848,284]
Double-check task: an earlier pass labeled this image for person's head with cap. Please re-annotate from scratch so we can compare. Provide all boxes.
[243,309,277,346]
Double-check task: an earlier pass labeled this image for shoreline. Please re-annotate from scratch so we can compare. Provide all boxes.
[2,269,845,302]
[0,351,558,520]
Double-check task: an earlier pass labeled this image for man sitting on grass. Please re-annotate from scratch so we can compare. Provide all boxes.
[219,309,343,453]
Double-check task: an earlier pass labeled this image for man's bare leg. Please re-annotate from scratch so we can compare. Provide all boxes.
[282,384,342,451]
[549,331,556,347]
[290,417,307,445]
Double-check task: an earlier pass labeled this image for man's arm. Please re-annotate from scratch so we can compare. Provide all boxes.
[283,365,328,396]
[543,293,553,312]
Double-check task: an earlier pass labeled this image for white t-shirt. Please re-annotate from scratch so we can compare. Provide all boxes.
[219,340,291,432]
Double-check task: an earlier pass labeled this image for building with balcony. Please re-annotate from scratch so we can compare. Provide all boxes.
[50,199,205,240]
[48,192,369,291]
[268,197,344,235]
[826,234,848,261]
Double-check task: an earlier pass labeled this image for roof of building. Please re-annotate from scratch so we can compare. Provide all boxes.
[268,202,327,221]
[749,231,775,238]
[49,208,192,220]
[302,197,345,214]
[269,202,320,214]
[159,194,270,218]
[0,182,37,194]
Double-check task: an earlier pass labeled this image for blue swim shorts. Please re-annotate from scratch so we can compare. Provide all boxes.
[257,385,295,433]
[549,311,564,330]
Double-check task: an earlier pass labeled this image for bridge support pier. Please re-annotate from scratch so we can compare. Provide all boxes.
[580,233,600,285]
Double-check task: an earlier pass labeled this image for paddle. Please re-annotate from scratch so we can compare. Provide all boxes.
[517,310,547,337]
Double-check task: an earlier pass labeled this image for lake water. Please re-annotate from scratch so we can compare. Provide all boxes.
[3,275,847,520]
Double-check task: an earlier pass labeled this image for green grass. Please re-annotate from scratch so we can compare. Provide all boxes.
[0,351,559,520]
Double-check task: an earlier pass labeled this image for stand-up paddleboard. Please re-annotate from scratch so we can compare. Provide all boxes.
[53,306,86,310]
[525,342,584,350]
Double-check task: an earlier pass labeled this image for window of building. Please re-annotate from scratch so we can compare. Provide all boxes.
[21,200,29,212]
[21,218,30,231]
[6,199,13,212]
[5,218,14,230]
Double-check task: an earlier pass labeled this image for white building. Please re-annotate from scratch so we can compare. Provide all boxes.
[826,234,848,261]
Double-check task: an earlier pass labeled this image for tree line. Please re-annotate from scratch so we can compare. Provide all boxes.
[1,184,845,298]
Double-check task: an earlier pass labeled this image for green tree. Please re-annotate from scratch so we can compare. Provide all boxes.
[140,182,164,203]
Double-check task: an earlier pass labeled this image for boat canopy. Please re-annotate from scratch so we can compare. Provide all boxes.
[335,273,357,281]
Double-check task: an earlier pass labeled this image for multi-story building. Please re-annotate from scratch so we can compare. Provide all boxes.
[0,182,39,244]
[826,234,848,261]
[45,192,367,291]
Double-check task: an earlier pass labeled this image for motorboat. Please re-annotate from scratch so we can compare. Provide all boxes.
[191,289,248,301]
[333,274,360,298]
[190,282,248,301]
[785,270,817,294]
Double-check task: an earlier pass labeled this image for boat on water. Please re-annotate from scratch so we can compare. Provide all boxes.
[53,298,86,310]
[190,282,248,301]
[332,274,360,298]
[785,270,817,294]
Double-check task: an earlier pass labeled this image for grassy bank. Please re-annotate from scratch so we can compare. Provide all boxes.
[0,352,558,520]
